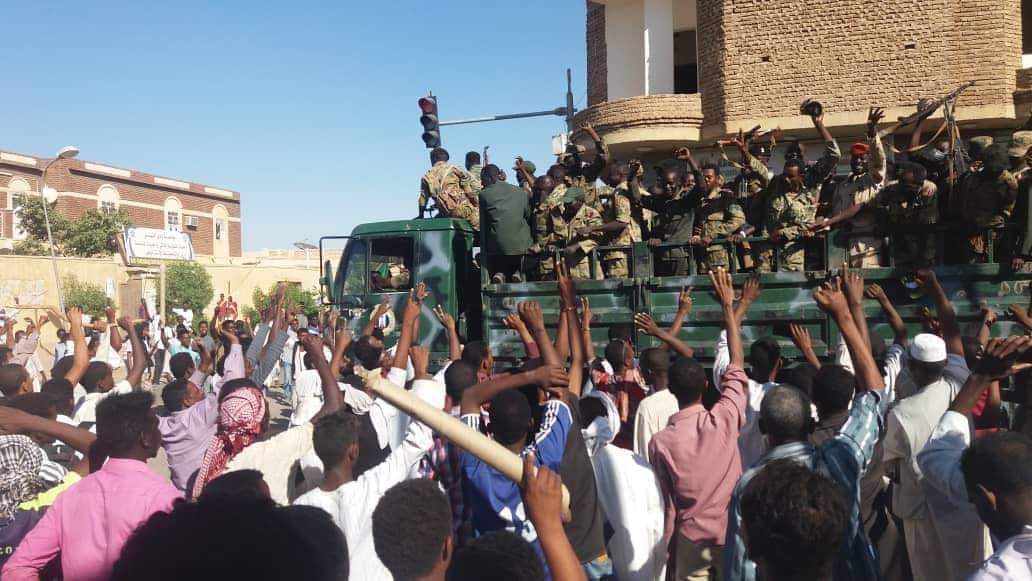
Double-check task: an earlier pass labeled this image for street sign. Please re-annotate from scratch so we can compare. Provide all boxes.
[124,227,194,261]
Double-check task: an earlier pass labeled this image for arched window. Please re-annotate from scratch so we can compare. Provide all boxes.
[97,185,119,213]
[8,177,31,240]
[164,197,182,231]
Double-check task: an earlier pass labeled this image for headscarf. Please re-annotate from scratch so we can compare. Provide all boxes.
[0,435,45,519]
[190,387,267,499]
[581,391,620,458]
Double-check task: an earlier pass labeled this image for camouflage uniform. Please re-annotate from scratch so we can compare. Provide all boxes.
[419,162,480,230]
[544,203,604,279]
[530,188,567,280]
[467,164,483,192]
[599,185,642,278]
[563,140,610,213]
[950,169,1018,263]
[762,140,841,272]
[697,189,746,272]
[830,134,887,268]
[733,155,773,271]
[875,180,940,268]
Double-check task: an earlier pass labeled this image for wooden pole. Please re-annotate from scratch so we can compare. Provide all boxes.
[366,377,571,517]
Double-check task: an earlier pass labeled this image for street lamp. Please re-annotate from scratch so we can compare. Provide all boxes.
[293,239,315,270]
[40,145,79,311]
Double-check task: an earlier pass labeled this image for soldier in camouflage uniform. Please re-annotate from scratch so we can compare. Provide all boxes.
[419,148,480,230]
[763,110,841,271]
[528,174,560,280]
[513,158,536,195]
[578,161,642,278]
[465,151,483,192]
[558,122,609,213]
[728,132,774,271]
[949,143,1019,264]
[816,162,939,268]
[538,187,604,279]
[695,162,746,272]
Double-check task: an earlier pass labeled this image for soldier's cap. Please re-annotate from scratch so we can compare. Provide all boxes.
[850,143,870,156]
[1009,131,1032,158]
[514,160,536,174]
[560,186,587,204]
[965,135,990,154]
[909,333,947,363]
[799,98,823,117]
[558,144,587,161]
[748,142,771,157]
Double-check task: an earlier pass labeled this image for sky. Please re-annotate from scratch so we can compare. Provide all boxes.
[1,1,586,250]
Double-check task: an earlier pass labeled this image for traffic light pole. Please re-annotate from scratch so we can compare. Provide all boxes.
[440,107,568,127]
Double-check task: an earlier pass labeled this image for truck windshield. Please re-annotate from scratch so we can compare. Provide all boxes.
[339,239,368,298]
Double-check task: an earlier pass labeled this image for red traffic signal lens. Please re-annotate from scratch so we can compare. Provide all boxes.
[418,96,437,114]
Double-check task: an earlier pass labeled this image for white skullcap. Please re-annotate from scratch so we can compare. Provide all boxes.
[909,333,947,363]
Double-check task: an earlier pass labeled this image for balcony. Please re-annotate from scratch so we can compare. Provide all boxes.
[573,93,703,158]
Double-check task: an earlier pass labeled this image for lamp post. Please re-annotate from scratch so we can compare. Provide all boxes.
[294,241,317,269]
[39,146,79,311]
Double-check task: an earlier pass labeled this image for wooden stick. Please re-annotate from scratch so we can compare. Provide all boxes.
[366,377,571,517]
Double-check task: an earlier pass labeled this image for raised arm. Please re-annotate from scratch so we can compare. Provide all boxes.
[558,263,584,396]
[841,267,871,351]
[865,284,908,346]
[118,316,146,388]
[393,283,428,371]
[814,279,884,392]
[521,454,588,581]
[951,336,1032,415]
[578,298,596,364]
[106,306,123,353]
[503,313,539,360]
[916,269,963,356]
[711,268,744,368]
[303,334,344,423]
[519,301,560,367]
[460,365,568,416]
[635,313,694,360]
[329,328,353,379]
[664,286,693,347]
[553,310,571,364]
[64,306,89,387]
[0,405,96,457]
[363,296,391,338]
[789,324,822,369]
[734,274,761,325]
[976,305,997,348]
[432,304,462,362]
[810,107,841,182]
[194,337,213,376]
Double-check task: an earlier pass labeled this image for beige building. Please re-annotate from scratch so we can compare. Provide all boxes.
[576,0,1032,161]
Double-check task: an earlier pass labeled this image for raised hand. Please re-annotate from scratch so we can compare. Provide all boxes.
[403,283,428,323]
[864,283,887,302]
[373,295,392,319]
[814,278,849,315]
[580,297,592,329]
[677,286,694,315]
[433,304,456,330]
[980,304,998,326]
[789,324,813,352]
[866,107,885,138]
[634,312,663,337]
[975,336,1032,379]
[116,316,134,332]
[299,334,325,358]
[410,345,431,378]
[914,269,940,293]
[740,274,761,305]
[709,267,735,308]
[529,364,569,389]
[66,306,83,329]
[841,266,865,306]
[674,147,692,161]
[518,301,545,331]
[556,262,577,308]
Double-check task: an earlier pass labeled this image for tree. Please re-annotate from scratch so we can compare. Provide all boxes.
[165,261,214,324]
[13,195,129,257]
[63,275,111,319]
[248,283,320,325]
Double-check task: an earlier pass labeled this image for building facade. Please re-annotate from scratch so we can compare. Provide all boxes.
[0,149,241,258]
[577,0,1032,161]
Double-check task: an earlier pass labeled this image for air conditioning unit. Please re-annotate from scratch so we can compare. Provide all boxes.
[184,215,200,229]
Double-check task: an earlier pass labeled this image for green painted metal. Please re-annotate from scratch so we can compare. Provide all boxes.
[329,219,1032,369]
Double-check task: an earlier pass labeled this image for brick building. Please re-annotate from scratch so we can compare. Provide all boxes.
[577,0,1032,163]
[0,149,241,258]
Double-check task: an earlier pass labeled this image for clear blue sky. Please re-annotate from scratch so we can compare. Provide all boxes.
[2,1,586,250]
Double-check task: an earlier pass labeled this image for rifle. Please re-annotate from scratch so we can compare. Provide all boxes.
[878,81,976,138]
[482,145,490,166]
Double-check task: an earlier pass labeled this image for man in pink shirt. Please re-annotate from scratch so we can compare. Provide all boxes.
[4,392,182,580]
[648,268,748,581]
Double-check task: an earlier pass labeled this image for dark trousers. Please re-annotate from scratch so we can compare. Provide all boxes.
[490,255,524,281]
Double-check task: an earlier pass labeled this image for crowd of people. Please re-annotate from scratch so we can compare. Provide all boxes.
[0,262,1030,580]
[421,101,1032,282]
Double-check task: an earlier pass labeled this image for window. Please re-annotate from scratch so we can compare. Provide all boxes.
[339,239,368,297]
[8,177,30,241]
[164,197,182,231]
[212,204,230,258]
[674,30,698,94]
[215,220,225,240]
[97,185,119,213]
[369,237,414,292]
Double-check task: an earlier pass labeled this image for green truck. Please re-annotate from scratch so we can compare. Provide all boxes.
[320,218,1032,371]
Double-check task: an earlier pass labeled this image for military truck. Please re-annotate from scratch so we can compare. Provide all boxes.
[320,218,1032,372]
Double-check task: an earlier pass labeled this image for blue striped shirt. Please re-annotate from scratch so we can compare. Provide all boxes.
[723,390,883,581]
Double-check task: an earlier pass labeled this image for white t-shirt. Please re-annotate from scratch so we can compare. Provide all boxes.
[293,378,443,581]
[72,379,134,426]
[225,422,315,506]
[632,389,679,462]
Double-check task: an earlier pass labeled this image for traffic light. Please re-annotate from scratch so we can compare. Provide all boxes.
[419,95,441,148]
